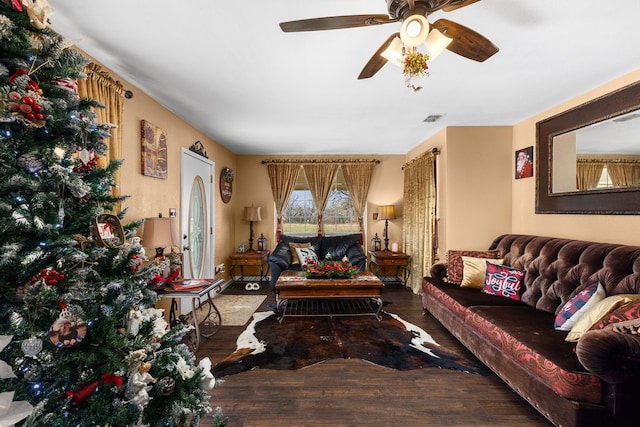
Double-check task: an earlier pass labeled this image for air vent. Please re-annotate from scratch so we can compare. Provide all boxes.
[423,114,444,123]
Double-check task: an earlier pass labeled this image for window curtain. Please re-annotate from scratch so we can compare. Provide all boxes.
[607,163,640,187]
[341,162,376,242]
[576,162,603,191]
[76,62,126,212]
[303,164,339,236]
[402,152,437,293]
[267,163,300,241]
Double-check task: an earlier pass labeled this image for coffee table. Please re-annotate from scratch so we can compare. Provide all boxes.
[275,271,384,322]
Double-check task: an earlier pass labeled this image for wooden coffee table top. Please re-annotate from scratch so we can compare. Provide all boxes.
[276,271,384,299]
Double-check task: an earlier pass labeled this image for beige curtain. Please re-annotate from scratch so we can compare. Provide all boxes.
[342,162,376,241]
[402,152,437,293]
[267,163,301,241]
[607,163,640,187]
[76,62,126,212]
[303,164,339,235]
[576,162,604,191]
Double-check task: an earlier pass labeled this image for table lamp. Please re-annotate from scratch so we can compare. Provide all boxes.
[143,215,178,258]
[243,206,262,251]
[378,205,396,251]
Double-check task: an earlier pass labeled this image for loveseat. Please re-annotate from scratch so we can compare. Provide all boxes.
[268,233,366,291]
[422,234,640,427]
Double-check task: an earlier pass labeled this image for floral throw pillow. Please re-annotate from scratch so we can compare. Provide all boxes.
[446,249,500,284]
[482,263,526,301]
[295,247,319,268]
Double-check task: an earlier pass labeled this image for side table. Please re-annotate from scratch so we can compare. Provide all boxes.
[229,250,270,283]
[369,250,411,285]
[156,278,224,352]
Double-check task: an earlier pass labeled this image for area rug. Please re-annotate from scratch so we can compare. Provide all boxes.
[198,294,266,326]
[211,311,489,377]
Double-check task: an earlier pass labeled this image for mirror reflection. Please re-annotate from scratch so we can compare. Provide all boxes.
[551,110,640,193]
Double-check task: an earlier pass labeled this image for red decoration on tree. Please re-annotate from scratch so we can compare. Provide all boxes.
[30,268,65,285]
[65,372,123,405]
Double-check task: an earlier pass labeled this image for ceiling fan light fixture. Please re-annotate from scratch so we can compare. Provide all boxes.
[381,36,404,66]
[424,28,453,59]
[400,14,429,47]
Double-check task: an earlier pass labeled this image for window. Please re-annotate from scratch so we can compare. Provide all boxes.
[596,166,613,189]
[283,168,358,235]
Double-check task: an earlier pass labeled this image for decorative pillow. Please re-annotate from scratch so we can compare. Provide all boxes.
[554,283,606,332]
[295,247,318,268]
[446,249,500,284]
[565,294,640,342]
[460,256,504,289]
[289,242,311,265]
[482,263,526,301]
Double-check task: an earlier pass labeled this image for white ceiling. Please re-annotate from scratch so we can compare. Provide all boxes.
[46,1,640,155]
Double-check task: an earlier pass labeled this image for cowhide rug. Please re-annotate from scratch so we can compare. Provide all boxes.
[211,311,489,378]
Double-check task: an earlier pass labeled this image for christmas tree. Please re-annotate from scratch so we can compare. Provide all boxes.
[0,3,220,426]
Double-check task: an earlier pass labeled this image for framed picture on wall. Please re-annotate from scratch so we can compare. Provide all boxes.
[515,146,534,179]
[141,120,168,179]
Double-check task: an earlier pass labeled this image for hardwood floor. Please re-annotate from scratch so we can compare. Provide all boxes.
[195,281,553,427]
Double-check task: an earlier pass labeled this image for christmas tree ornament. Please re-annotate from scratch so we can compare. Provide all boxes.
[51,77,78,93]
[20,337,42,357]
[157,376,175,396]
[126,305,142,337]
[126,362,156,410]
[16,153,43,172]
[48,307,87,348]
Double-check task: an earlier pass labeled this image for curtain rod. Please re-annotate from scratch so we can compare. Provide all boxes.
[402,147,439,170]
[85,62,133,99]
[577,159,640,164]
[261,159,380,165]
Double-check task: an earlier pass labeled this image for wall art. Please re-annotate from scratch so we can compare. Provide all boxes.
[515,146,534,179]
[141,120,168,179]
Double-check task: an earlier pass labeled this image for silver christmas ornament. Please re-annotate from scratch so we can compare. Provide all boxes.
[21,336,43,356]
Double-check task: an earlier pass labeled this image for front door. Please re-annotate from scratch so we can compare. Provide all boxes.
[180,148,214,279]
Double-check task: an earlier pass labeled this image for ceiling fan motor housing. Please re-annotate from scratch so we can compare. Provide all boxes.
[386,0,453,19]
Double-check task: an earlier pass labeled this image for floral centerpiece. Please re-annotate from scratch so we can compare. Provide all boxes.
[402,50,429,91]
[304,253,359,279]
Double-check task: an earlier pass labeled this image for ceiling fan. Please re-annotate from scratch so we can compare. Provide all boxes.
[279,0,499,80]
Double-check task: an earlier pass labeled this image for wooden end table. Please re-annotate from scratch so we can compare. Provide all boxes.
[275,271,384,322]
[369,250,411,285]
[229,250,270,283]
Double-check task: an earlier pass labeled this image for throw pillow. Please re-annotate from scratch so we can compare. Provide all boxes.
[554,283,606,332]
[460,256,504,289]
[565,294,640,342]
[289,242,311,265]
[446,249,500,284]
[482,263,526,301]
[295,247,318,268]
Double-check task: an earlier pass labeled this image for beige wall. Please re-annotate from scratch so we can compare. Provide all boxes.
[234,155,406,254]
[511,69,640,245]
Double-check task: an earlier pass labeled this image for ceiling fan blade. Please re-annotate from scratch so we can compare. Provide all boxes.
[442,0,481,12]
[358,33,399,80]
[432,18,499,62]
[280,15,397,32]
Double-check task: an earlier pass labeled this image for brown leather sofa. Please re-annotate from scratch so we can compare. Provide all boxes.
[422,234,640,427]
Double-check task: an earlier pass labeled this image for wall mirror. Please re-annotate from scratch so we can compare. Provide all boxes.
[536,80,640,214]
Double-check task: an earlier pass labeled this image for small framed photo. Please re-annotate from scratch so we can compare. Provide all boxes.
[515,146,534,179]
[141,120,168,179]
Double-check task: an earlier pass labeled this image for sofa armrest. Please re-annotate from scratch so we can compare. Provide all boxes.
[268,242,292,271]
[429,262,447,280]
[576,328,640,384]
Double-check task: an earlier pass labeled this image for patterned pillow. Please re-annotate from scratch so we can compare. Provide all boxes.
[554,283,605,331]
[482,263,526,301]
[295,247,319,268]
[289,242,311,265]
[591,299,640,331]
[460,256,504,289]
[565,294,640,342]
[446,249,500,284]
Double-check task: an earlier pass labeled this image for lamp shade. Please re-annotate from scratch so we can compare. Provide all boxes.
[381,36,404,66]
[400,14,430,47]
[378,205,396,220]
[424,28,453,59]
[243,206,262,222]
[142,217,177,249]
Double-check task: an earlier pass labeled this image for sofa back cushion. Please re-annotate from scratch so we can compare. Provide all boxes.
[319,234,362,260]
[489,234,640,315]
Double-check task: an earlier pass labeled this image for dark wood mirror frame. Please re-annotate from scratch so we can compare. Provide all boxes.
[536,80,640,214]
